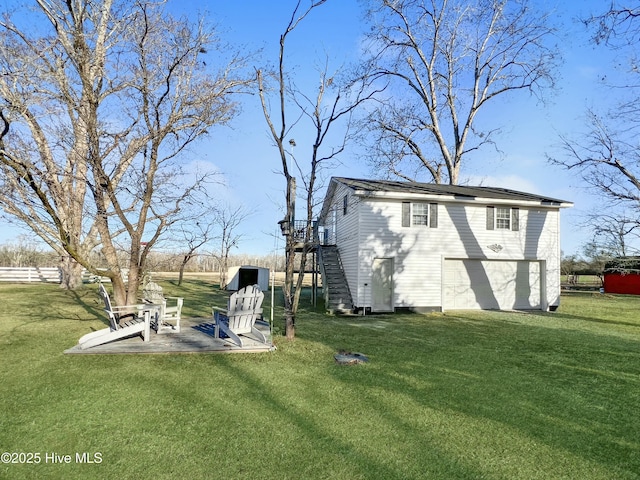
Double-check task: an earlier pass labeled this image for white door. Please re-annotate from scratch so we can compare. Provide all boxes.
[443,259,541,310]
[372,258,393,312]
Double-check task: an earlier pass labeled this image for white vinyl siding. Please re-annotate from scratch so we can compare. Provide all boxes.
[353,199,559,311]
[356,200,444,309]
[331,184,359,298]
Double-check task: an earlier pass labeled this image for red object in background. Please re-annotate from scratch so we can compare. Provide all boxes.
[604,272,640,295]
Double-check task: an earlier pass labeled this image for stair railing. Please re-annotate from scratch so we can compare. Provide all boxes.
[317,245,353,313]
[317,245,330,309]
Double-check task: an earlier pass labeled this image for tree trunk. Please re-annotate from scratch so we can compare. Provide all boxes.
[178,263,185,286]
[59,256,84,290]
[284,307,295,340]
[292,249,308,313]
[125,263,141,305]
[178,253,192,286]
[283,233,297,339]
[219,257,228,290]
[109,264,142,307]
[111,273,128,307]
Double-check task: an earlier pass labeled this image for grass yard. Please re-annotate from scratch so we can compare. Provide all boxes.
[0,281,638,479]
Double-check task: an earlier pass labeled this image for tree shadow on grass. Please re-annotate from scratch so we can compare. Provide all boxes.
[314,312,640,478]
[206,356,485,479]
[66,285,104,322]
[525,292,640,329]
[526,309,640,329]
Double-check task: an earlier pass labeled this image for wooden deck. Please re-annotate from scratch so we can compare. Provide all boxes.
[65,318,276,355]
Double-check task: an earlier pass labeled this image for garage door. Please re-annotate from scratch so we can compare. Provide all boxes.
[443,259,542,310]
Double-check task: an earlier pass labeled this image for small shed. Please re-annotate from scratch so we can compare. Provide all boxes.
[604,257,640,295]
[225,265,269,292]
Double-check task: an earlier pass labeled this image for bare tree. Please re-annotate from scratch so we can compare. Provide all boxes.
[360,0,559,184]
[257,0,378,339]
[584,3,640,47]
[0,1,250,304]
[213,204,250,290]
[589,213,640,258]
[0,235,57,268]
[551,5,640,258]
[174,217,219,287]
[552,109,640,248]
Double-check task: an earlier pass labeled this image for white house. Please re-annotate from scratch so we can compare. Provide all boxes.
[317,177,573,313]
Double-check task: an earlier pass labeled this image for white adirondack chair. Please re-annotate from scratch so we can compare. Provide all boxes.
[77,284,157,350]
[212,284,267,347]
[142,281,183,333]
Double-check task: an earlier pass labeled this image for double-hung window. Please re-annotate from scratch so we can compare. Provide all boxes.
[487,206,519,231]
[412,203,429,226]
[402,202,438,228]
[496,207,511,229]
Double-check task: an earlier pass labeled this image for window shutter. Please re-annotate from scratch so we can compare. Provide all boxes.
[402,202,410,227]
[429,203,438,228]
[343,195,348,215]
[512,208,519,231]
[486,206,495,230]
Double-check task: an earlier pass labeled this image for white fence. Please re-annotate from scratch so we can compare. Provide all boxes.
[0,267,119,284]
[0,267,62,283]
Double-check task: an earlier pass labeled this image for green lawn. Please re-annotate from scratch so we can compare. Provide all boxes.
[0,282,638,479]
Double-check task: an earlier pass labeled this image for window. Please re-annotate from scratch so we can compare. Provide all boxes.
[496,207,510,229]
[486,206,519,231]
[412,203,429,226]
[402,202,438,228]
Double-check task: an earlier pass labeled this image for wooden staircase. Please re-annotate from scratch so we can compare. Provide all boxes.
[318,245,353,314]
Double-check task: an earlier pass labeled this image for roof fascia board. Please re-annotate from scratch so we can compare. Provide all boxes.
[353,190,573,208]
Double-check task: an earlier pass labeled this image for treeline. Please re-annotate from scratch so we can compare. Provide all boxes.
[146,251,286,272]
[0,240,286,272]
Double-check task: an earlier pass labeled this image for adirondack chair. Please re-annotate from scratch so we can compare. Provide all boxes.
[212,284,267,347]
[77,283,157,350]
[142,281,183,333]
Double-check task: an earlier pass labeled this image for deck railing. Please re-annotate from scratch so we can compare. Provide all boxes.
[290,220,335,246]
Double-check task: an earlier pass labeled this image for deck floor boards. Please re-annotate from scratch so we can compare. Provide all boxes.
[65,318,276,355]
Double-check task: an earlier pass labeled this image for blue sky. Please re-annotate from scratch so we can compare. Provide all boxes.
[0,0,627,257]
[184,0,620,257]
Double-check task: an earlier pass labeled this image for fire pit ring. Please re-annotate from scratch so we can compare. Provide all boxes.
[334,351,369,365]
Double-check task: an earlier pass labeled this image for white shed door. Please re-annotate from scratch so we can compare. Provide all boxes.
[372,258,394,312]
[443,259,541,310]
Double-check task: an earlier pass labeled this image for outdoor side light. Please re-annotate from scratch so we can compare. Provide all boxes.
[278,218,290,236]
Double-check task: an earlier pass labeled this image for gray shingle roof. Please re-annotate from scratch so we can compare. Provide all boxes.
[333,177,571,206]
